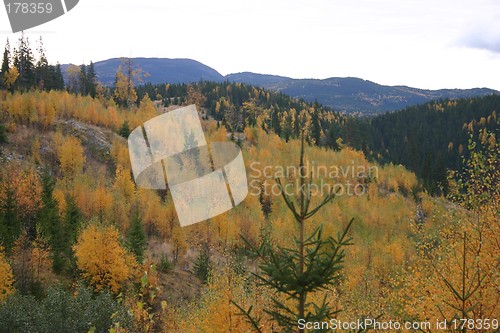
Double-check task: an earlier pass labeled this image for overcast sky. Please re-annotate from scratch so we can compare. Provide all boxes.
[1,0,499,90]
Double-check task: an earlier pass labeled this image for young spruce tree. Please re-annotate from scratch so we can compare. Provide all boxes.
[234,133,354,333]
[127,209,147,263]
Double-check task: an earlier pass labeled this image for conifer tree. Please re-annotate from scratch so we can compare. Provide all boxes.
[35,36,49,90]
[86,61,97,98]
[193,243,211,284]
[234,134,354,333]
[0,39,10,89]
[13,33,35,90]
[126,209,146,263]
[37,171,64,273]
[63,194,82,248]
[54,63,64,90]
[0,184,19,253]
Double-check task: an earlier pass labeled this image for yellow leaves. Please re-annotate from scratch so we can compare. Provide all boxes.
[111,138,131,169]
[2,91,131,130]
[136,188,171,238]
[184,85,206,110]
[73,224,136,293]
[31,137,41,164]
[113,165,135,201]
[139,93,156,116]
[30,236,53,284]
[177,268,262,333]
[92,187,113,221]
[35,95,56,128]
[3,65,19,90]
[210,124,228,142]
[52,188,66,215]
[0,163,42,218]
[113,64,137,107]
[0,247,14,302]
[171,226,187,262]
[58,136,85,178]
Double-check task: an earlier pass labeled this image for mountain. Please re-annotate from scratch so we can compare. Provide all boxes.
[225,72,291,87]
[226,73,499,115]
[63,58,498,114]
[63,58,225,86]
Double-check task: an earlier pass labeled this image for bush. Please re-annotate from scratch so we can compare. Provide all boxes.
[0,284,132,333]
[193,246,211,283]
[157,254,173,273]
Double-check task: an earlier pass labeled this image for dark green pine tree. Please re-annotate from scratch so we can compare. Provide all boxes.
[311,108,322,146]
[38,171,65,273]
[63,194,82,247]
[193,243,211,284]
[234,134,354,333]
[127,210,147,262]
[0,38,10,89]
[0,119,6,144]
[13,33,36,90]
[79,64,87,95]
[118,120,131,138]
[54,63,65,90]
[34,36,49,90]
[0,184,19,253]
[86,61,97,98]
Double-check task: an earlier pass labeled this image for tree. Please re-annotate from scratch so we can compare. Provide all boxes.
[79,64,87,95]
[118,120,131,138]
[184,84,207,110]
[402,129,499,331]
[0,182,19,252]
[113,58,142,108]
[37,171,64,272]
[73,224,136,293]
[193,244,211,284]
[126,210,147,263]
[58,136,85,178]
[86,61,97,98]
[63,194,82,251]
[34,36,49,90]
[54,63,64,90]
[0,247,14,302]
[3,66,19,93]
[0,39,10,89]
[12,33,35,90]
[65,64,82,94]
[10,230,36,295]
[171,226,187,263]
[136,93,157,125]
[310,108,322,145]
[234,134,354,333]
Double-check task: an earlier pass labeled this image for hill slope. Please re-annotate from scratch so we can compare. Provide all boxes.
[227,73,498,115]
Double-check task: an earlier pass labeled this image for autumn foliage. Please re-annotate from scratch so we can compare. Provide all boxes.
[73,224,137,293]
[0,247,14,302]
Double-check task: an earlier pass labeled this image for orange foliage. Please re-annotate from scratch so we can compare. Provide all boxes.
[0,247,14,302]
[58,136,85,178]
[73,224,137,293]
[113,165,135,201]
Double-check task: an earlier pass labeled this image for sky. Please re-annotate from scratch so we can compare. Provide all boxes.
[1,0,499,90]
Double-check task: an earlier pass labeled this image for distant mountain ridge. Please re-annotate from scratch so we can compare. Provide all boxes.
[62,58,225,86]
[226,73,498,115]
[63,58,498,114]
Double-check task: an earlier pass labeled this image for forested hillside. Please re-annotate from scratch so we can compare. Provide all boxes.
[135,81,500,195]
[0,36,498,332]
[366,95,500,194]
